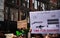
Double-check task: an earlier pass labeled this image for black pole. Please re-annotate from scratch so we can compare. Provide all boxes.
[18,7,20,21]
[7,7,10,32]
[7,6,11,21]
[18,0,20,21]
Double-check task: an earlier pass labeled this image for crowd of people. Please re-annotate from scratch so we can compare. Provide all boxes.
[0,27,60,38]
[31,34,60,38]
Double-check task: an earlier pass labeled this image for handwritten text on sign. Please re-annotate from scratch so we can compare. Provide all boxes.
[30,10,60,34]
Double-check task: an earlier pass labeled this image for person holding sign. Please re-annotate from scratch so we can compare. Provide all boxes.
[16,28,29,38]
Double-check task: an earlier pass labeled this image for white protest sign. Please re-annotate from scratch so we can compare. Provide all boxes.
[30,10,60,34]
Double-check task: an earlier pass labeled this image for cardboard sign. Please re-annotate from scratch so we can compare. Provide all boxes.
[17,20,27,29]
[30,10,60,34]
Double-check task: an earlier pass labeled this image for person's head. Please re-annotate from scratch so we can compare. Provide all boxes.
[35,36,40,38]
[43,34,52,38]
[35,34,43,38]
[21,28,23,30]
[44,35,51,38]
[21,27,26,30]
[52,34,59,38]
